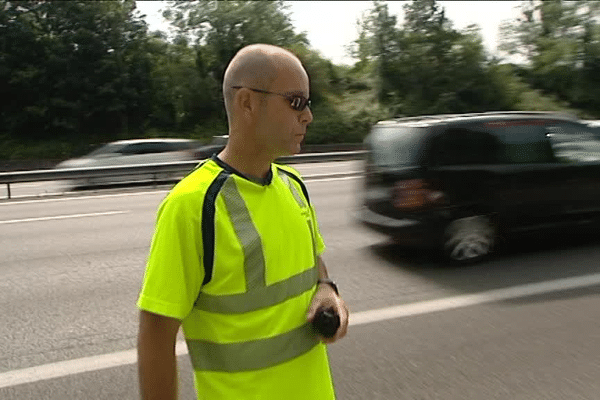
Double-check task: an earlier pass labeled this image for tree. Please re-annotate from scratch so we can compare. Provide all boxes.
[402,0,448,34]
[164,0,307,87]
[499,0,600,115]
[355,1,399,103]
[0,0,153,148]
[354,0,512,116]
[146,33,221,134]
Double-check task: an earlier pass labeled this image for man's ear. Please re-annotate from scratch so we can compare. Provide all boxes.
[236,89,255,118]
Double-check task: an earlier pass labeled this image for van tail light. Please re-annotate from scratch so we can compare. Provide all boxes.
[393,179,445,210]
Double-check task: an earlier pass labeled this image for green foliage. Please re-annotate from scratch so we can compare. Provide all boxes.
[500,0,600,116]
[0,137,90,160]
[146,34,222,132]
[353,0,508,114]
[3,0,599,161]
[191,117,228,141]
[348,0,592,118]
[306,86,390,145]
[165,0,307,88]
[490,64,576,114]
[0,0,153,144]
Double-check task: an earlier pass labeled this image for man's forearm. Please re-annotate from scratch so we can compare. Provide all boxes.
[317,256,329,280]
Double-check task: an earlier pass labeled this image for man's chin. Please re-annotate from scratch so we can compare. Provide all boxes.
[276,145,301,158]
[293,136,305,154]
[291,142,302,155]
[274,145,301,159]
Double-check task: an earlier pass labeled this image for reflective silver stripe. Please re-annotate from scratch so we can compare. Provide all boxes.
[280,173,307,208]
[308,219,317,263]
[186,322,319,372]
[281,171,318,264]
[221,178,265,289]
[195,266,318,313]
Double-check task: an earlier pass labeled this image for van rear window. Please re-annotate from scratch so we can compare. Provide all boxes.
[367,126,424,167]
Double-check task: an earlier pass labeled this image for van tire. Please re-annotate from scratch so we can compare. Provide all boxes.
[442,215,496,264]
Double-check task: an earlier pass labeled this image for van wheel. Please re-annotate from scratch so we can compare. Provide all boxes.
[442,215,495,263]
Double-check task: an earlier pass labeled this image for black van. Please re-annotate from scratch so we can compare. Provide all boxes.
[358,111,600,263]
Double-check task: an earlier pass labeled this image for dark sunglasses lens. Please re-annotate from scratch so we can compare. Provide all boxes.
[291,97,309,111]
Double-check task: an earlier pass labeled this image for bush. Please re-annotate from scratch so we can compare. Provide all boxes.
[0,139,76,161]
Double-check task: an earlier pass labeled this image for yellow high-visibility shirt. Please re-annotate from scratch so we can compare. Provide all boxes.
[138,157,335,400]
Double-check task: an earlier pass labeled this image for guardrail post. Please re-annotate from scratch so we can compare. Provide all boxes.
[7,183,11,200]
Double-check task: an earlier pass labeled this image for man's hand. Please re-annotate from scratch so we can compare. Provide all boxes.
[307,283,349,344]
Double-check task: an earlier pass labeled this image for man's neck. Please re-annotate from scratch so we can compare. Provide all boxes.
[217,145,273,181]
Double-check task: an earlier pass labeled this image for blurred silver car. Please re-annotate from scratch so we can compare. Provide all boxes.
[55,138,199,187]
[584,120,600,127]
[583,120,600,139]
[193,135,228,159]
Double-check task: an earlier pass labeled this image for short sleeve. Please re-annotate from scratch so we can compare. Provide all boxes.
[137,192,204,320]
[309,203,326,256]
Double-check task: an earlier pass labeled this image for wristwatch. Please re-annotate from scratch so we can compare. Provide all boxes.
[317,278,339,296]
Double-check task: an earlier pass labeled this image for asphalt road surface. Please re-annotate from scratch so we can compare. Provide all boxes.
[2,164,600,399]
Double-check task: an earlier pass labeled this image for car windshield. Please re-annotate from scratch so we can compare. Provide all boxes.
[367,125,424,167]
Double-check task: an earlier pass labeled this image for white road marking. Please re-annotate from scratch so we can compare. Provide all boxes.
[2,272,600,388]
[307,175,362,182]
[0,211,128,225]
[350,272,600,326]
[0,342,189,389]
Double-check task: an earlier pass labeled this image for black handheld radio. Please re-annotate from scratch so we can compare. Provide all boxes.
[312,307,340,338]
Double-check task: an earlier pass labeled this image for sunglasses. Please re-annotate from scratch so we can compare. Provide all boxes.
[231,86,311,111]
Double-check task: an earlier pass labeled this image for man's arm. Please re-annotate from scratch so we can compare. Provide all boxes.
[316,254,330,280]
[307,256,349,344]
[138,310,182,400]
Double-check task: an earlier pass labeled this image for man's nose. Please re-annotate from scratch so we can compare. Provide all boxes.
[301,106,313,125]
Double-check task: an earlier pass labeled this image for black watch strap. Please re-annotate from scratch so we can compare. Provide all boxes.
[317,278,339,295]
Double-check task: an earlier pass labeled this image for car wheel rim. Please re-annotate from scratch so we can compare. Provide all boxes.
[444,216,495,261]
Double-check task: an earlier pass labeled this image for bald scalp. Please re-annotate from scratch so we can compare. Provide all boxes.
[222,44,303,122]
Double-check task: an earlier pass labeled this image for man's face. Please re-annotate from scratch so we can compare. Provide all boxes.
[256,61,313,158]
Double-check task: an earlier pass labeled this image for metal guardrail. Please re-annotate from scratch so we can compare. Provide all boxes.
[0,151,367,199]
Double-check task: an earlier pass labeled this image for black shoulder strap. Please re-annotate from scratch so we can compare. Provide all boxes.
[276,167,311,205]
[201,170,230,286]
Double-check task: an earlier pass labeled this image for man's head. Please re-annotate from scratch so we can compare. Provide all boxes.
[222,44,313,159]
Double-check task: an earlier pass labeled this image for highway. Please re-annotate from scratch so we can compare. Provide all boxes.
[2,161,600,399]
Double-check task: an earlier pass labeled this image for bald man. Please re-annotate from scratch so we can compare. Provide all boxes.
[137,44,348,400]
